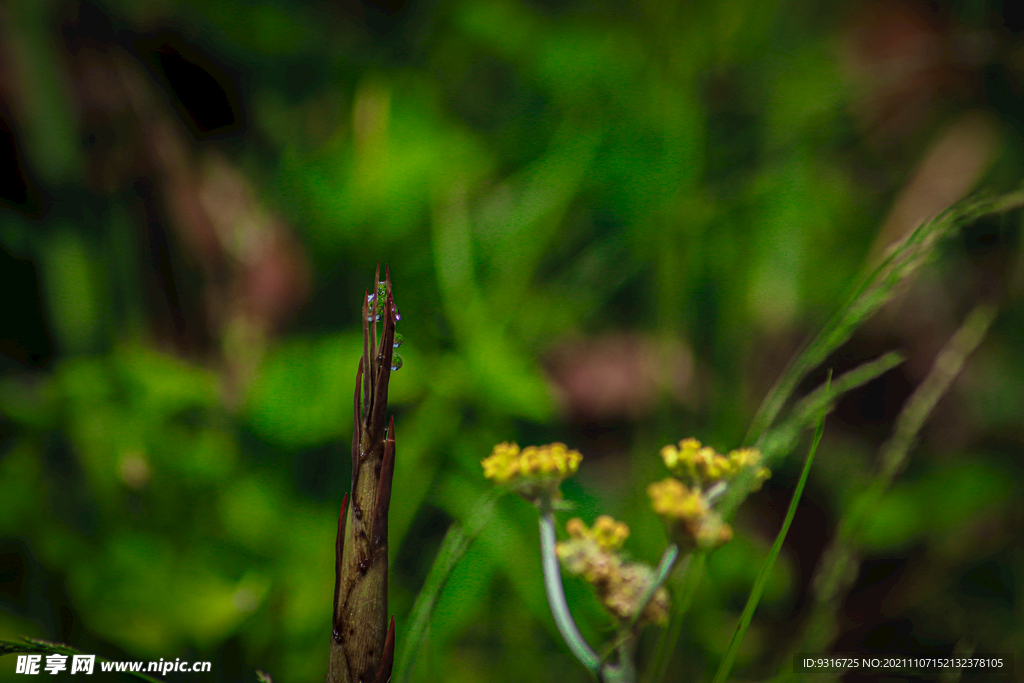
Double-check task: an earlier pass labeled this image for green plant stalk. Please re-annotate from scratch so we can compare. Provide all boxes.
[719,192,1024,545]
[645,334,907,683]
[627,544,679,632]
[644,552,705,683]
[393,489,502,683]
[712,372,830,683]
[757,353,903,468]
[595,544,680,683]
[601,639,638,683]
[876,303,998,485]
[716,354,899,534]
[538,506,602,675]
[799,302,998,655]
[745,188,1024,448]
[328,266,398,683]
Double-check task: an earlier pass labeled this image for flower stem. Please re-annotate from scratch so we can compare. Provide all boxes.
[538,507,601,675]
[627,544,679,632]
[643,552,704,683]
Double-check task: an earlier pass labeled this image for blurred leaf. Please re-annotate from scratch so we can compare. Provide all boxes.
[758,351,903,467]
[457,0,543,60]
[4,0,82,182]
[394,489,501,683]
[39,229,101,354]
[220,476,286,551]
[294,86,493,254]
[747,187,1024,447]
[180,0,319,56]
[714,389,825,683]
[764,42,846,148]
[245,334,361,447]
[0,443,45,533]
[858,460,1016,551]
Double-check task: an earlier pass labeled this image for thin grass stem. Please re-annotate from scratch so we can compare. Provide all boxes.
[712,372,830,683]
[745,189,1024,448]
[797,302,998,656]
[627,544,680,633]
[393,489,502,683]
[643,552,705,683]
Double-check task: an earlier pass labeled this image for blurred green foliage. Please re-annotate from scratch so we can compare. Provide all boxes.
[1,0,1024,681]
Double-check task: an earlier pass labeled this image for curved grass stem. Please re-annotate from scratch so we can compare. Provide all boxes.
[538,507,601,675]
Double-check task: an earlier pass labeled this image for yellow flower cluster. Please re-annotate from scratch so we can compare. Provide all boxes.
[647,478,733,550]
[557,517,669,625]
[565,515,630,552]
[659,438,770,487]
[482,442,582,502]
[648,478,707,520]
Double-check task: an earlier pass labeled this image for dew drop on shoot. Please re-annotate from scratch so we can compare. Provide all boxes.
[391,355,403,371]
[393,332,403,349]
[365,291,379,321]
[374,283,388,316]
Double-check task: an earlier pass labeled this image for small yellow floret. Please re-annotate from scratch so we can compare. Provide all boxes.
[565,517,587,538]
[481,442,522,484]
[519,442,582,477]
[482,441,582,484]
[648,478,706,520]
[592,515,629,551]
[482,441,583,501]
[660,438,768,487]
[648,477,733,550]
[557,516,669,625]
[564,515,630,551]
[727,447,771,484]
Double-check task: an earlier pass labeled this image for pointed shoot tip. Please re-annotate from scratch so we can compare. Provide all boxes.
[373,616,396,683]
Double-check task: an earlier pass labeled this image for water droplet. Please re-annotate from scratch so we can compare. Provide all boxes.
[393,332,403,349]
[375,283,388,317]
[365,291,379,321]
[393,303,402,321]
[391,354,403,371]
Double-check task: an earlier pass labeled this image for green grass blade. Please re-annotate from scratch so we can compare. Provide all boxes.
[713,373,830,683]
[874,303,997,484]
[643,552,706,683]
[718,352,901,524]
[797,302,999,656]
[745,187,1024,447]
[758,351,902,467]
[393,489,502,683]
